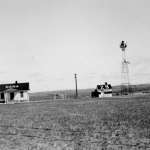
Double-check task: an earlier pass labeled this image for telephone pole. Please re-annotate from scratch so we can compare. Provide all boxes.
[74,73,78,98]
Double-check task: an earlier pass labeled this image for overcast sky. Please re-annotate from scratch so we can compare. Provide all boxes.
[0,0,150,92]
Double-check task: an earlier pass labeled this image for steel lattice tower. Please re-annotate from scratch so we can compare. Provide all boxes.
[120,41,130,94]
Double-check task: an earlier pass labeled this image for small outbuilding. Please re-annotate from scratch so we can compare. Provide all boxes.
[91,82,112,98]
[0,81,30,104]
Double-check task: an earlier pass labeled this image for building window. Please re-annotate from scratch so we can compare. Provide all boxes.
[1,93,4,99]
[20,92,24,98]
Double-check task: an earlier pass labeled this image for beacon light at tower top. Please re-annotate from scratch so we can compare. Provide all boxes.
[120,41,127,50]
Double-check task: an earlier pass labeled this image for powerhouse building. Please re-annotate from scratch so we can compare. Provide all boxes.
[0,81,30,104]
[91,82,112,98]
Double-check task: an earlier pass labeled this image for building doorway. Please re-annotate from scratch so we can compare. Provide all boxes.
[1,93,4,99]
[10,92,14,100]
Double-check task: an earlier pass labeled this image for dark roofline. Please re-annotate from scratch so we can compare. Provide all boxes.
[0,82,30,92]
[0,82,29,85]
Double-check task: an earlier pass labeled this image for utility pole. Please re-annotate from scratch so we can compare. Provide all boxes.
[74,73,78,98]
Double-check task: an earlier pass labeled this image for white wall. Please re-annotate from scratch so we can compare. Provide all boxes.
[14,91,29,101]
[0,91,29,103]
[98,90,112,98]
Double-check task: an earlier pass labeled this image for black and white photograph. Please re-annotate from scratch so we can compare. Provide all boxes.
[0,0,150,149]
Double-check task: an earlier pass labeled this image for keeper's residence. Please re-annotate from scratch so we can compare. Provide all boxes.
[0,81,30,104]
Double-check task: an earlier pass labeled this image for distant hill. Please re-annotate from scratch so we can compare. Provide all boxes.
[112,84,150,94]
[29,83,150,101]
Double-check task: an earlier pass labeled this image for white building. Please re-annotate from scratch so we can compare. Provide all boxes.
[0,81,30,104]
[96,82,112,97]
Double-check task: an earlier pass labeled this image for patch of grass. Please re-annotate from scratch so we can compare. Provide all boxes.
[0,96,150,149]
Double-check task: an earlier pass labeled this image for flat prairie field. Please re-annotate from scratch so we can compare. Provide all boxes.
[0,96,150,149]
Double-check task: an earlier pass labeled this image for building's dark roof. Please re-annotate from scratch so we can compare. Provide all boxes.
[96,83,112,90]
[0,82,29,92]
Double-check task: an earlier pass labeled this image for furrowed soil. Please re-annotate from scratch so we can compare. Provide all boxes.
[0,96,150,149]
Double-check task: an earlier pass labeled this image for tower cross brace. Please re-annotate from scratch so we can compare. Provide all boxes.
[120,41,130,94]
